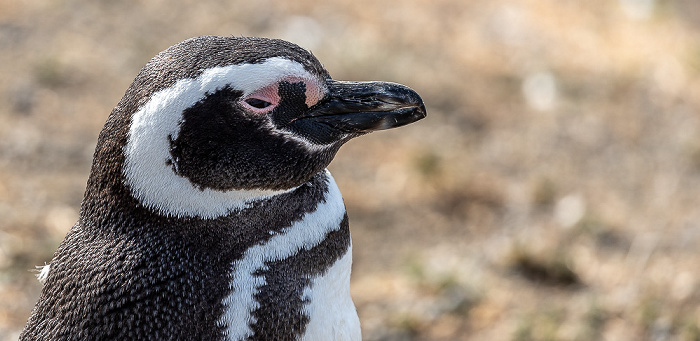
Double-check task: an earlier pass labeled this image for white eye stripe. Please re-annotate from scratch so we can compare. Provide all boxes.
[123,57,323,219]
[199,57,325,97]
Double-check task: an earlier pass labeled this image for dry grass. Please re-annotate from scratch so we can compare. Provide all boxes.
[2,0,700,340]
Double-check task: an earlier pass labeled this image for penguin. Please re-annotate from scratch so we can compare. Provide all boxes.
[20,36,425,341]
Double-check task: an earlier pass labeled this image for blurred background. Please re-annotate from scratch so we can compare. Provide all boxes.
[1,0,700,340]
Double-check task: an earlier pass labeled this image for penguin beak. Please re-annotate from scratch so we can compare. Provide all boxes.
[303,80,427,133]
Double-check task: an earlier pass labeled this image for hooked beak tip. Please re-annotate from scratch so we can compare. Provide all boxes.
[303,80,427,133]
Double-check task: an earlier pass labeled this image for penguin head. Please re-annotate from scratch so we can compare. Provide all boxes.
[89,36,425,218]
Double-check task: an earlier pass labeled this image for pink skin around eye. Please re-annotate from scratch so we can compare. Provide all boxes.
[240,77,325,114]
[241,84,280,114]
[289,76,324,107]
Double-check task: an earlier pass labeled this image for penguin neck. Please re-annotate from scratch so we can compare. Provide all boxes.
[219,169,360,340]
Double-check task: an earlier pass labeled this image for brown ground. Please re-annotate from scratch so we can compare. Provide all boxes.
[2,0,700,340]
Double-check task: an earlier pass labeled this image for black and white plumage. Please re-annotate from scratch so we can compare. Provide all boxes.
[20,36,425,341]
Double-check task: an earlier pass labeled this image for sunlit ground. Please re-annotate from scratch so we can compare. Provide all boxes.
[1,1,700,340]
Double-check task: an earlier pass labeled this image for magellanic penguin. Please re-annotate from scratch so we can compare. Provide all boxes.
[20,36,426,341]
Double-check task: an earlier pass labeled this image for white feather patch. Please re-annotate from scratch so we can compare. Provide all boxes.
[123,57,326,219]
[220,170,349,340]
[36,263,51,284]
[301,247,360,341]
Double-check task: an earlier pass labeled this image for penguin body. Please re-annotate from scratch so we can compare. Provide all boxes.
[21,36,425,340]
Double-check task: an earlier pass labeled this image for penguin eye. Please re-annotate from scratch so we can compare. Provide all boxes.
[244,98,272,109]
[241,85,279,113]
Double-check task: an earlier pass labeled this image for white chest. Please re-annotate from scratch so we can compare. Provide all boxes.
[301,247,360,341]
